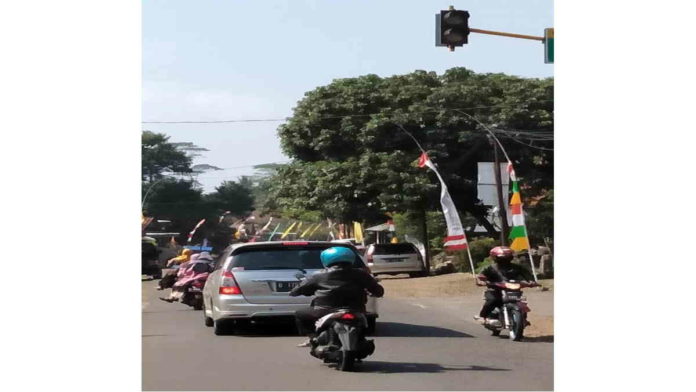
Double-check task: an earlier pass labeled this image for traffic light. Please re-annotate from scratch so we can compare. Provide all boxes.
[436,9,470,50]
[544,28,554,64]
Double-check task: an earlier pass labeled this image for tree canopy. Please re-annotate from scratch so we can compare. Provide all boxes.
[141,131,255,248]
[265,68,553,234]
[142,131,192,182]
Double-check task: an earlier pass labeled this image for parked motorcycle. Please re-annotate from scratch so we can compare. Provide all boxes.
[308,310,376,371]
[481,280,538,341]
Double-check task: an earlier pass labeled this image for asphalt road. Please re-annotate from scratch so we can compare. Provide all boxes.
[142,280,553,391]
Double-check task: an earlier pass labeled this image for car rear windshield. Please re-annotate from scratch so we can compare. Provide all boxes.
[230,245,364,270]
[372,243,418,255]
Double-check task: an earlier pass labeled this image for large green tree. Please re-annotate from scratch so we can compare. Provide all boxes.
[266,68,553,235]
[141,131,192,182]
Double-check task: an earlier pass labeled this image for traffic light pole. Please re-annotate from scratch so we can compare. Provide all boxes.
[469,28,544,42]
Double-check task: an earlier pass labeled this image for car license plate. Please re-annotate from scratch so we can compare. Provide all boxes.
[385,258,406,263]
[275,281,299,292]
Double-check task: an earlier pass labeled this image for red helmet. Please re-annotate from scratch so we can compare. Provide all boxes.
[489,246,514,261]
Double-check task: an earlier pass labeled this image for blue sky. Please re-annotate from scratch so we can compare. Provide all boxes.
[142,0,553,192]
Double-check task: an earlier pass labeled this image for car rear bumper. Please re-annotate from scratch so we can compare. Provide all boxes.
[369,262,423,274]
[213,295,379,320]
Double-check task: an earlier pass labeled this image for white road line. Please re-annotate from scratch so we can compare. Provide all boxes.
[411,303,427,309]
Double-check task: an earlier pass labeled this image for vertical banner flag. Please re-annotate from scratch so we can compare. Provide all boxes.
[280,221,297,240]
[327,218,336,240]
[418,152,477,275]
[507,163,538,281]
[418,152,467,250]
[507,163,530,251]
[260,217,273,232]
[187,219,206,243]
[353,222,364,243]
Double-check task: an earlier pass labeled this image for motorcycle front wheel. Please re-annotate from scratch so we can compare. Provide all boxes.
[509,309,525,341]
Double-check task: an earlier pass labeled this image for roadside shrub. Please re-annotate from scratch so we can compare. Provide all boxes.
[468,237,497,266]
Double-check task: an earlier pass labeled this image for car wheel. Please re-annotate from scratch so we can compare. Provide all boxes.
[203,303,214,327]
[214,319,234,335]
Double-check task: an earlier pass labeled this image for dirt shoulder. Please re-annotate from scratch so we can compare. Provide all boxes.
[379,273,554,339]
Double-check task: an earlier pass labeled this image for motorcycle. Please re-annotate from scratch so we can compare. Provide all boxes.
[308,310,376,371]
[181,278,206,310]
[177,262,211,310]
[480,280,538,341]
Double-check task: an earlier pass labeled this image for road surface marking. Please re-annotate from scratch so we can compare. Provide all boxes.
[411,303,427,309]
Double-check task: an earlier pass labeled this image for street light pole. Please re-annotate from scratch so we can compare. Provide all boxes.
[142,168,175,209]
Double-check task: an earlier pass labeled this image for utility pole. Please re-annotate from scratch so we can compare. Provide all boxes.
[490,137,509,245]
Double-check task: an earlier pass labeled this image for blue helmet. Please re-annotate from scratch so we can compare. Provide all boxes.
[320,247,355,268]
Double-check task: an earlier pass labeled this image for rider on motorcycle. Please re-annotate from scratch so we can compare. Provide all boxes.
[474,246,537,324]
[159,253,213,303]
[290,246,384,347]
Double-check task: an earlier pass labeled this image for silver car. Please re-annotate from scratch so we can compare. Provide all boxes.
[365,243,427,278]
[202,241,379,335]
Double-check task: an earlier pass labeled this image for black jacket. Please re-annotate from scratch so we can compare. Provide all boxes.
[479,262,535,283]
[289,264,384,312]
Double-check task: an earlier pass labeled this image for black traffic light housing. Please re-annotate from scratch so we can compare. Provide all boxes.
[436,9,470,50]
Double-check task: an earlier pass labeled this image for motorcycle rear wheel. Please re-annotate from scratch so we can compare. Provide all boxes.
[337,351,355,372]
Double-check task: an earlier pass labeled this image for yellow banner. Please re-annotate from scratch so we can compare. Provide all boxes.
[300,223,316,238]
[510,237,530,251]
[353,221,364,243]
[308,223,322,238]
[280,221,297,239]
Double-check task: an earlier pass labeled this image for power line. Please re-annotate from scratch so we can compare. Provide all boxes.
[141,101,554,124]
[501,135,554,151]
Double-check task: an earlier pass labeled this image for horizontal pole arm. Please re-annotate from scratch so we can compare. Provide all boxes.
[469,28,544,42]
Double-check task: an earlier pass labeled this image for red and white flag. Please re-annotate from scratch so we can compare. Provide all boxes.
[187,219,206,243]
[418,152,468,251]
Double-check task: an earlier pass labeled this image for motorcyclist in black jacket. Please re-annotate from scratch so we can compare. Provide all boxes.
[475,246,537,324]
[290,246,384,347]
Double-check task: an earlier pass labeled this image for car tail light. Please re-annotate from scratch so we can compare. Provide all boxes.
[282,241,309,245]
[341,313,356,320]
[219,271,242,295]
[219,286,241,295]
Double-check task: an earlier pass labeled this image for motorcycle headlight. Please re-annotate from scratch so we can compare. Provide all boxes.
[505,283,521,290]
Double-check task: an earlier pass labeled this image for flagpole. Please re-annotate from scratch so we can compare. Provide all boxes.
[522,218,539,282]
[465,246,477,278]
[454,111,543,282]
[396,123,480,279]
